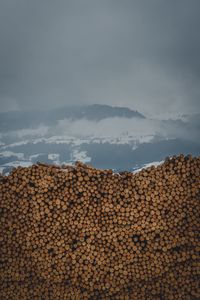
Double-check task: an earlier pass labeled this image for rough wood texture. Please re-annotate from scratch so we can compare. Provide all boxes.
[0,155,199,299]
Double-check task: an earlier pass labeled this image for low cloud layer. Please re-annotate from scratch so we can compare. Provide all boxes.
[55,116,200,145]
[0,0,200,117]
[1,115,199,147]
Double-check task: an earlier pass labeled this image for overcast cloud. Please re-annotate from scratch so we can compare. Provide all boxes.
[0,0,200,117]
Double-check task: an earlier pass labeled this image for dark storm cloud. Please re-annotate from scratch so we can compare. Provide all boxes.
[0,0,200,116]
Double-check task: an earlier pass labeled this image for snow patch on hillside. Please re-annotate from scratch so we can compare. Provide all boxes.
[0,151,25,159]
[133,160,164,173]
[71,150,91,163]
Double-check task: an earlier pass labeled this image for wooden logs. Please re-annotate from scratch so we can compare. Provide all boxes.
[0,155,199,299]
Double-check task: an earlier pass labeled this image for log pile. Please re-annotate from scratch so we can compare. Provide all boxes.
[0,155,199,299]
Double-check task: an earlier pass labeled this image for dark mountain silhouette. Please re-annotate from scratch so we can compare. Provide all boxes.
[0,104,145,132]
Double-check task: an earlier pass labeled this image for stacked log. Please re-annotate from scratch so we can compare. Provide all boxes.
[0,154,199,299]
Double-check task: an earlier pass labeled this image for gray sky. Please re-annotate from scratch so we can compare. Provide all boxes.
[0,0,200,117]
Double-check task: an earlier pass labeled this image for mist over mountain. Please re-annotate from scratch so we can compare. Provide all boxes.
[0,104,199,175]
[0,105,144,132]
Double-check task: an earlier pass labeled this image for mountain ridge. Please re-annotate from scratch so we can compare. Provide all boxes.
[0,104,145,132]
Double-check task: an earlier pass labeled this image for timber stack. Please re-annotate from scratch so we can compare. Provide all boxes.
[0,154,199,299]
